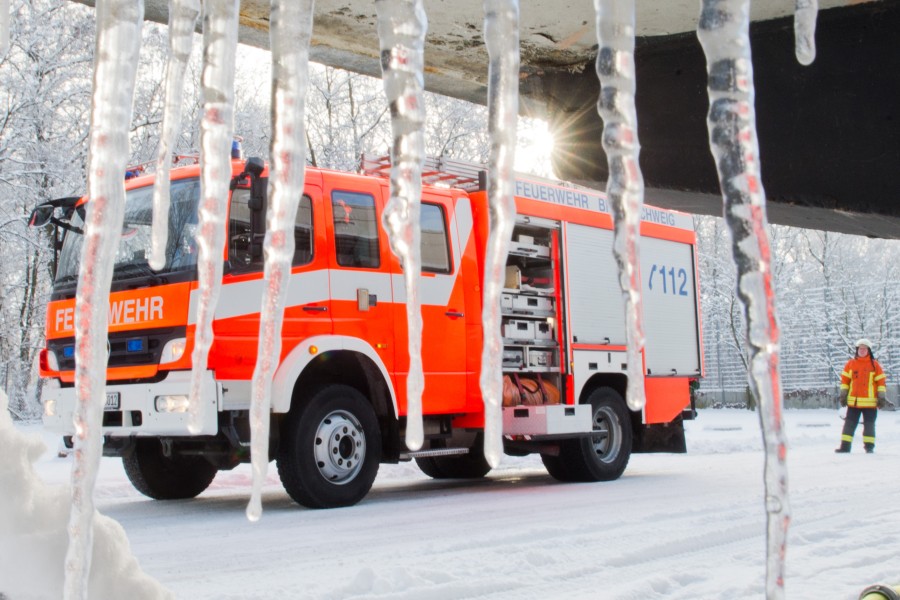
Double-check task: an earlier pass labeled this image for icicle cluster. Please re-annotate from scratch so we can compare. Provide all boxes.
[696,1,790,598]
[246,0,315,523]
[794,0,818,66]
[65,3,143,598]
[187,0,240,434]
[149,0,200,271]
[479,0,520,467]
[593,0,646,411]
[375,0,428,451]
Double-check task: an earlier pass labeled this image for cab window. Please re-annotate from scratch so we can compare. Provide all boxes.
[421,203,451,274]
[229,190,313,269]
[331,191,380,268]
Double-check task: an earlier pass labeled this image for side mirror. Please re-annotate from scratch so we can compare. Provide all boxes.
[29,206,54,228]
[244,156,265,178]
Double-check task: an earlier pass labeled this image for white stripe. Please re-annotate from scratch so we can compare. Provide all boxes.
[189,269,329,324]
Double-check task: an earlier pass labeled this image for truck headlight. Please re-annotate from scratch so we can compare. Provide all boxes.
[44,398,57,417]
[160,338,187,364]
[46,350,59,372]
[155,395,190,413]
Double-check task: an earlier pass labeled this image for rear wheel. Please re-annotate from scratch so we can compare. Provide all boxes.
[550,387,632,482]
[276,384,381,509]
[415,436,492,479]
[123,439,218,500]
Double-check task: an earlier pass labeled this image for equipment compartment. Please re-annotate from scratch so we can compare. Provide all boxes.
[502,404,592,435]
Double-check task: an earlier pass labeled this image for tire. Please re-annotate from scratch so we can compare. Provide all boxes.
[415,436,492,479]
[276,384,381,509]
[123,439,218,500]
[555,387,632,482]
[540,452,573,482]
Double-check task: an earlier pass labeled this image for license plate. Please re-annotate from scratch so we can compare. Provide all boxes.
[105,392,121,410]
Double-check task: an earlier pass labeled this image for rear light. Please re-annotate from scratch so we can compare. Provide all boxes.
[160,338,187,364]
[44,398,57,417]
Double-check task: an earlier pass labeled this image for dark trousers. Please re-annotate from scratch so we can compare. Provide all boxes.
[841,407,878,448]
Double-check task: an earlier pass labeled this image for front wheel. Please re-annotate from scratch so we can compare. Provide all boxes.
[123,439,218,500]
[548,387,632,482]
[276,384,381,509]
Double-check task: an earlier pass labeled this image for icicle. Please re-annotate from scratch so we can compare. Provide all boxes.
[375,0,428,452]
[246,0,314,523]
[794,0,818,66]
[480,0,519,468]
[697,2,790,598]
[593,0,646,411]
[149,0,201,271]
[187,0,240,434]
[0,0,9,55]
[65,3,143,598]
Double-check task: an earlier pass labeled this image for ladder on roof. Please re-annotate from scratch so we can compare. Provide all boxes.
[359,153,485,192]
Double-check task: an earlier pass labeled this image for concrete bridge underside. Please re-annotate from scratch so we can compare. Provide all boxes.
[92,0,900,238]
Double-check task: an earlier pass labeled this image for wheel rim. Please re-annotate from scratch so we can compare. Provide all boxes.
[591,405,621,463]
[312,409,366,485]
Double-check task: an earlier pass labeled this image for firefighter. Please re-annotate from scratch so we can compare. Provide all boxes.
[835,339,887,454]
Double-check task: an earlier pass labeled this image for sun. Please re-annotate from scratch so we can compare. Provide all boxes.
[515,118,556,178]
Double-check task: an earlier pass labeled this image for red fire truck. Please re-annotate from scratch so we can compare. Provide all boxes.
[32,152,702,509]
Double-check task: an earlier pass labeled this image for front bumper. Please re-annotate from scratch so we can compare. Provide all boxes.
[42,370,220,437]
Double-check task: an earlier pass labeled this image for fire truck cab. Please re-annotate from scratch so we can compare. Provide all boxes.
[34,154,702,509]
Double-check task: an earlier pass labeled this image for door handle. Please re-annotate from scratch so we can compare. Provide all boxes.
[303,305,328,312]
[445,311,464,318]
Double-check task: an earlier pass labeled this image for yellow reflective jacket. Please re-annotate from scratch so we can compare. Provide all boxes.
[840,357,886,408]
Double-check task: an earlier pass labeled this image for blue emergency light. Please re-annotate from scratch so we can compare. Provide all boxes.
[63,345,75,358]
[126,338,145,353]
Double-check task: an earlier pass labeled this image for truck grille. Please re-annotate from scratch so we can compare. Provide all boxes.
[49,327,185,371]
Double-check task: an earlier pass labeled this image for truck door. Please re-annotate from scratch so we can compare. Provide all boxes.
[407,192,468,414]
[214,183,332,381]
[325,181,396,378]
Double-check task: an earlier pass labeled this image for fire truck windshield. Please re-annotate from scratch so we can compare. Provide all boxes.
[55,177,202,284]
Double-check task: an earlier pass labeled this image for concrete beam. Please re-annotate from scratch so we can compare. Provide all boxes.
[72,0,898,238]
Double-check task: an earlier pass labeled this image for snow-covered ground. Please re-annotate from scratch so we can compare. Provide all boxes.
[4,407,900,599]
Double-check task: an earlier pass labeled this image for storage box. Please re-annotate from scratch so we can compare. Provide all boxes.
[502,348,524,367]
[504,265,521,289]
[502,403,592,436]
[503,319,534,340]
[510,241,550,258]
[528,349,554,368]
[511,295,553,313]
[534,321,554,340]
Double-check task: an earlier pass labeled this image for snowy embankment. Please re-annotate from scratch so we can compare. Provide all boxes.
[3,407,899,599]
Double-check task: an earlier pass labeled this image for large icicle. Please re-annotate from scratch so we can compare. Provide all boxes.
[697,2,790,598]
[593,0,646,411]
[480,0,519,467]
[187,0,240,434]
[1,0,9,55]
[375,0,428,451]
[149,0,201,271]
[64,2,143,598]
[246,0,314,523]
[794,0,818,66]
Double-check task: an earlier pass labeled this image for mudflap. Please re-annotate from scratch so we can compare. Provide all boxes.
[632,415,687,454]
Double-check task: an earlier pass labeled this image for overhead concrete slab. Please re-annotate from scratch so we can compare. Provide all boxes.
[72,0,899,239]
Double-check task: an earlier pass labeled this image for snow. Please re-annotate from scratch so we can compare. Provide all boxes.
[4,403,899,599]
